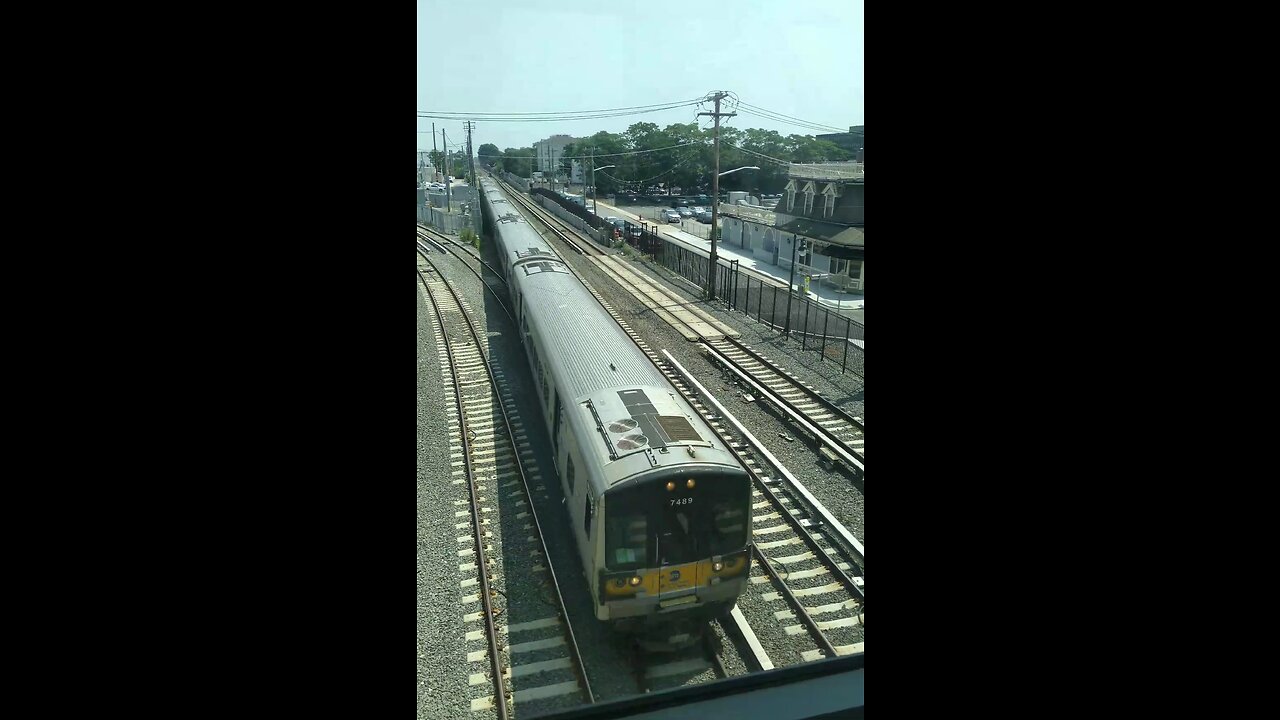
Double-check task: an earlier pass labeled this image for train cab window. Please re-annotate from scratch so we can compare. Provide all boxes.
[705,475,751,555]
[605,489,648,571]
[567,455,575,493]
[707,500,748,555]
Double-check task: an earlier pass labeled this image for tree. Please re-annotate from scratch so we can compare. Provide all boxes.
[499,147,535,177]
[575,131,627,195]
[477,143,500,167]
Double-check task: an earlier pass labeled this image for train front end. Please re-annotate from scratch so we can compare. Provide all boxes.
[598,469,751,633]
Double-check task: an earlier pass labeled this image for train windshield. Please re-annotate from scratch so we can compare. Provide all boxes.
[604,473,750,571]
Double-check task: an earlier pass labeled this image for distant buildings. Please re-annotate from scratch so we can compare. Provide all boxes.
[720,160,864,293]
[532,134,579,175]
[776,162,863,292]
[417,150,438,185]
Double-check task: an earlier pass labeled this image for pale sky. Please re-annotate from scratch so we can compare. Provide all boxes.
[417,0,864,155]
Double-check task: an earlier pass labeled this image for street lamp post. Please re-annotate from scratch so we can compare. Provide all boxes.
[706,165,759,301]
[590,154,616,216]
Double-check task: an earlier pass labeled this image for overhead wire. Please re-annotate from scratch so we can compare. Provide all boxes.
[722,142,795,168]
[596,150,699,187]
[417,100,701,123]
[418,97,704,117]
[733,107,849,134]
[735,100,852,134]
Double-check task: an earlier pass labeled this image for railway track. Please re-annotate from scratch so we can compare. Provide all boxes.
[483,175,864,667]
[417,249,594,717]
[633,632,728,694]
[703,337,864,469]
[418,225,510,290]
[663,352,865,663]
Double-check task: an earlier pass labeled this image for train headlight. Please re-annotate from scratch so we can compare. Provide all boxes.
[630,576,642,586]
[686,478,696,489]
[712,561,724,572]
[666,481,675,491]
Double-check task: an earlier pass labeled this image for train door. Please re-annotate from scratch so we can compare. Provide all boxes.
[656,486,700,598]
[554,393,564,457]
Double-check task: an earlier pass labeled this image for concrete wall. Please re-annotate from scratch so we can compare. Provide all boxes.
[418,202,471,234]
[532,194,598,236]
[503,172,530,193]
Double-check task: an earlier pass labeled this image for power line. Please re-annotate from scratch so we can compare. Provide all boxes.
[732,106,849,135]
[723,142,794,168]
[735,100,853,134]
[417,107,698,122]
[418,100,700,123]
[417,98,703,117]
[596,153,698,186]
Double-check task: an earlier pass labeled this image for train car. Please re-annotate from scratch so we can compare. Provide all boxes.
[479,177,752,648]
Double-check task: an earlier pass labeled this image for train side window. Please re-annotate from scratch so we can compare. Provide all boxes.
[567,455,575,493]
[584,492,594,536]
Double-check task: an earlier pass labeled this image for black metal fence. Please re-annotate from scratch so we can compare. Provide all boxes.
[623,230,864,376]
[531,187,607,232]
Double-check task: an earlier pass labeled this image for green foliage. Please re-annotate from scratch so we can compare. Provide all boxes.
[478,144,500,166]
[498,147,535,177]
[460,228,479,248]
[491,122,851,195]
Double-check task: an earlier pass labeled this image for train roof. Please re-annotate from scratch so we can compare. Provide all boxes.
[514,260,742,491]
[480,179,559,258]
[517,271,668,400]
[483,176,744,492]
[577,384,745,491]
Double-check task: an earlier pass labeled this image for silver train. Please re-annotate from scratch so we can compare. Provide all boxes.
[478,177,752,646]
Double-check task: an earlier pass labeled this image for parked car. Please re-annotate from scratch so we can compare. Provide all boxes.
[691,206,706,215]
[663,210,681,223]
[678,208,693,218]
[696,210,713,223]
[627,226,642,239]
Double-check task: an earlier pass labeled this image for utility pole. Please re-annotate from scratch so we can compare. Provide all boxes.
[699,91,736,301]
[443,128,452,210]
[464,120,476,185]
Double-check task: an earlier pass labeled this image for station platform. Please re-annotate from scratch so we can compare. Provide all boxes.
[592,199,864,324]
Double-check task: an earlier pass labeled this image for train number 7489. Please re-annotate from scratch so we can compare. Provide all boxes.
[669,497,693,506]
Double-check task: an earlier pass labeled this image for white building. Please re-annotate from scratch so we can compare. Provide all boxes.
[532,134,579,177]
